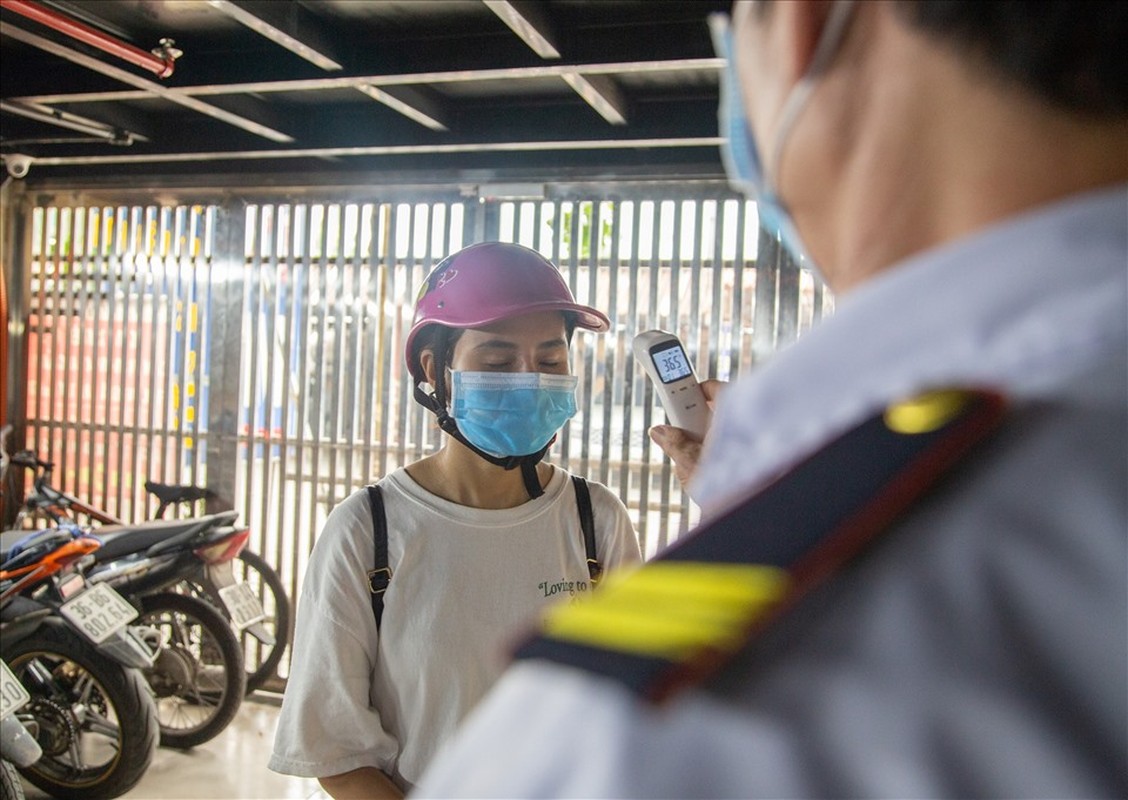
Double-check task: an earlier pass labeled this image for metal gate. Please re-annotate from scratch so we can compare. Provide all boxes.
[5,180,830,685]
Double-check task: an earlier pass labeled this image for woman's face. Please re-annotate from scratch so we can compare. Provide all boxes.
[449,311,571,376]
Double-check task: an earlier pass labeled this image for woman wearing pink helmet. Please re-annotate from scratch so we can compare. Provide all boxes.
[270,242,641,798]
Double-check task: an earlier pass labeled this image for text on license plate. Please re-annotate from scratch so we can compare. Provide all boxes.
[59,582,139,644]
[0,660,32,719]
[218,582,266,630]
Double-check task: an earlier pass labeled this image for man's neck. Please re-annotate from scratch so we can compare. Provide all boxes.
[790,4,1128,296]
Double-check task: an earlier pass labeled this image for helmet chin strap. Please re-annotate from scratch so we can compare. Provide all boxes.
[414,384,549,499]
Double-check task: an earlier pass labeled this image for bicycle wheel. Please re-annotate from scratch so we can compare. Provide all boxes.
[5,623,159,800]
[230,550,291,694]
[136,592,246,749]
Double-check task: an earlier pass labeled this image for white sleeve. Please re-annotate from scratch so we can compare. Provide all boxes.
[269,492,400,779]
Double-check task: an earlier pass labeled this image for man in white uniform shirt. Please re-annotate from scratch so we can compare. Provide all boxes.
[415,1,1127,797]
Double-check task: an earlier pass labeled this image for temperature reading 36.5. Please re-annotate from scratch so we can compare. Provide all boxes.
[632,330,712,438]
[656,347,692,384]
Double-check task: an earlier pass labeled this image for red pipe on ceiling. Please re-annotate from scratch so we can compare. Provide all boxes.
[0,0,175,78]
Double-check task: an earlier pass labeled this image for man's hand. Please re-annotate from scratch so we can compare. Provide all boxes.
[648,379,725,489]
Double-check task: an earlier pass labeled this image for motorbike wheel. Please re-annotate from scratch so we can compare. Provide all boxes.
[1,760,24,800]
[4,623,159,800]
[231,550,291,694]
[181,550,292,695]
[136,592,246,749]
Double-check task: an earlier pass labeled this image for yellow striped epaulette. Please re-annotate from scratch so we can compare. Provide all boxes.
[514,389,1008,702]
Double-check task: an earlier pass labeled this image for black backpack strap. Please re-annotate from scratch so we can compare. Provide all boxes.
[365,484,392,629]
[571,476,602,584]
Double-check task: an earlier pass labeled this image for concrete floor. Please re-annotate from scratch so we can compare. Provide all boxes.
[21,695,326,800]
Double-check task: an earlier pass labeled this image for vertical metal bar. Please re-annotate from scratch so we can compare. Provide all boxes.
[752,222,779,364]
[205,200,246,515]
[275,203,299,598]
[65,208,90,508]
[92,206,111,514]
[641,198,661,555]
[291,204,314,585]
[308,204,331,540]
[730,203,749,378]
[155,208,175,487]
[407,202,435,463]
[620,199,640,543]
[143,205,165,513]
[375,203,394,481]
[708,200,725,381]
[598,201,617,487]
[259,205,279,557]
[170,204,188,494]
[359,203,378,484]
[242,204,262,521]
[112,207,134,519]
[1,181,31,462]
[45,208,67,487]
[188,207,208,488]
[394,203,416,472]
[329,204,348,504]
[777,250,800,347]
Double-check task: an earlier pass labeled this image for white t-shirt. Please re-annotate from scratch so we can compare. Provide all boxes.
[414,187,1127,797]
[268,465,640,787]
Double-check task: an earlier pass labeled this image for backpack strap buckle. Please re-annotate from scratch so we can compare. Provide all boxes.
[367,566,392,595]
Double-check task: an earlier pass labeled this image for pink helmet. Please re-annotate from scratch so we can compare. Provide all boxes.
[405,242,610,382]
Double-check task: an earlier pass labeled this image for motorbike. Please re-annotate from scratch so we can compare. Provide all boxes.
[0,528,160,800]
[81,517,251,749]
[2,654,43,800]
[1,428,290,695]
[144,480,291,694]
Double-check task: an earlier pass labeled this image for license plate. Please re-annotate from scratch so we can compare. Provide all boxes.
[1,660,32,719]
[59,582,139,644]
[218,582,266,630]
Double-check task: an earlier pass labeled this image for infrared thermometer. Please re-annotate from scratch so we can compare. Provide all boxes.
[632,330,712,439]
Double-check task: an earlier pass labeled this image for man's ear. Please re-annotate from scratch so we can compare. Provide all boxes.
[775,0,836,82]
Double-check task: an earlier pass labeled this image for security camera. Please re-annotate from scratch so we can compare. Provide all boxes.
[5,154,32,179]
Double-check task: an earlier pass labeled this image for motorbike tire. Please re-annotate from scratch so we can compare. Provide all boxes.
[232,550,291,694]
[136,592,246,749]
[4,622,159,800]
[1,760,24,800]
[181,550,292,695]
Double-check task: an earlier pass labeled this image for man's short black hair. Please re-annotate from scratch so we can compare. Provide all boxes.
[894,1,1128,119]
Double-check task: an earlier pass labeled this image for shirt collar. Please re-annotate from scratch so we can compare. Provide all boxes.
[692,185,1128,514]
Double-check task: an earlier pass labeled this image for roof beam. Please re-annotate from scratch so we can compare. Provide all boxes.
[482,0,560,59]
[562,73,627,125]
[354,85,448,131]
[204,0,343,72]
[28,136,723,168]
[0,21,294,142]
[0,99,145,142]
[13,58,723,103]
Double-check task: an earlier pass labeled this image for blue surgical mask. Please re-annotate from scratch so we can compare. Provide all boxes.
[449,370,579,458]
[709,4,856,270]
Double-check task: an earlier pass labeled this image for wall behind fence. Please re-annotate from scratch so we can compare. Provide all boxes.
[10,181,831,684]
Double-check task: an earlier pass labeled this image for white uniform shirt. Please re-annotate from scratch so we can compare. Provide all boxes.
[268,466,640,787]
[414,186,1128,798]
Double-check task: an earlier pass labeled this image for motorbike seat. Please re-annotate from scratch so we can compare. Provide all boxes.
[92,512,237,563]
[144,480,214,506]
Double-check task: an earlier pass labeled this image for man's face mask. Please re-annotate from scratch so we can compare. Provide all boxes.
[449,370,579,458]
[709,2,856,271]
